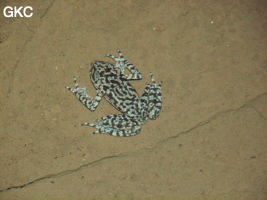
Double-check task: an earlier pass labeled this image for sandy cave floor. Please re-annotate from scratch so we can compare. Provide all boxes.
[0,0,267,199]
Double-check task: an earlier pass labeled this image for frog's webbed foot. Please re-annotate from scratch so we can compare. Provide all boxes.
[81,122,100,134]
[65,77,102,111]
[106,49,124,63]
[140,74,162,120]
[81,114,141,137]
[106,49,142,80]
[65,77,87,94]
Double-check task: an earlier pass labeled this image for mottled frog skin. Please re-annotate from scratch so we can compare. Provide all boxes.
[66,50,162,137]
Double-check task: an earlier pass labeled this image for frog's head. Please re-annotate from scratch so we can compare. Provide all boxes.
[91,61,105,72]
[90,61,104,82]
[90,61,117,85]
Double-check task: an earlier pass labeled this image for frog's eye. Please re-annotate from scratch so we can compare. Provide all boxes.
[105,67,111,72]
[93,71,100,80]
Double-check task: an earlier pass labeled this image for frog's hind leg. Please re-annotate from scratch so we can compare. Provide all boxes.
[81,114,141,137]
[106,49,142,80]
[140,74,162,120]
[65,77,103,111]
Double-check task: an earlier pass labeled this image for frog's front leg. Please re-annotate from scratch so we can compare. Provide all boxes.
[106,49,142,80]
[65,77,103,111]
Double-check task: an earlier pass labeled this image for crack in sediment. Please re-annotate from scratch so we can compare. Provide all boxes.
[7,0,56,96]
[249,106,267,121]
[40,0,55,19]
[1,92,266,193]
[0,155,125,193]
[152,92,267,147]
[7,35,33,95]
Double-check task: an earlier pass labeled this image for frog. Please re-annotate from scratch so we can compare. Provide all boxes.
[66,49,162,137]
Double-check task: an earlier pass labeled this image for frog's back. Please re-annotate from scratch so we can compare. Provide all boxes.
[90,61,140,114]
